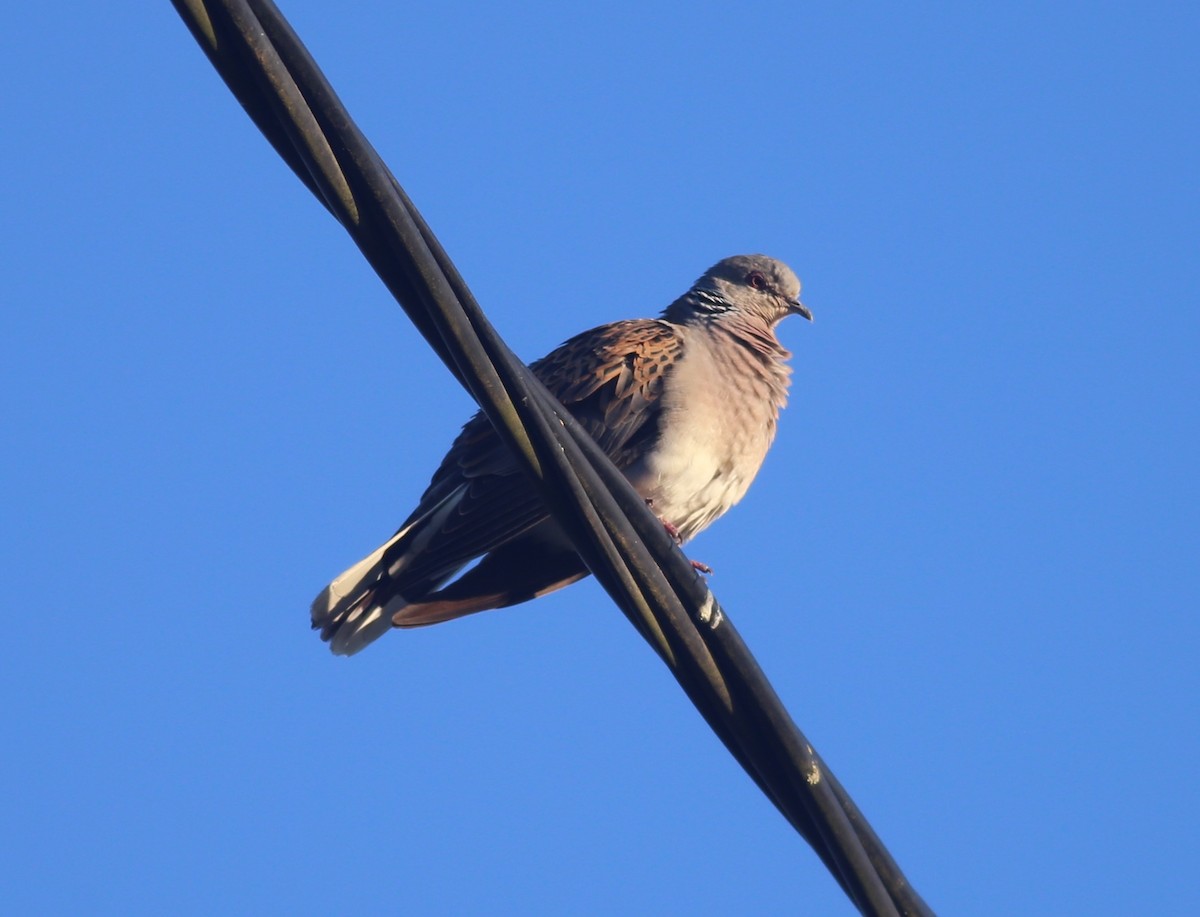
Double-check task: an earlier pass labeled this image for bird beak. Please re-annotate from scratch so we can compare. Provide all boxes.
[789,298,813,321]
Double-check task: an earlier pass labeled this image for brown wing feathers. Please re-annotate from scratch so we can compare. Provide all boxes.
[312,319,684,650]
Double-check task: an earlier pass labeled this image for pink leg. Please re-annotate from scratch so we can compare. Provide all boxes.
[646,501,712,574]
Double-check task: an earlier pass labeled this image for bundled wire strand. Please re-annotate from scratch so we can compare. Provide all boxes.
[171,3,933,913]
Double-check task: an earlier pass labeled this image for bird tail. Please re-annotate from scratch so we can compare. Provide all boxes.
[310,531,410,656]
[311,485,471,656]
[312,487,594,653]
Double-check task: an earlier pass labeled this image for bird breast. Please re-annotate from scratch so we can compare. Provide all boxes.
[626,327,791,542]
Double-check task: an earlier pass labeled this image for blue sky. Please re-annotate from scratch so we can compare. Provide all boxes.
[2,3,1197,914]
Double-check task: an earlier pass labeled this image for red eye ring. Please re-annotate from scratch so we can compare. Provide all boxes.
[747,271,767,290]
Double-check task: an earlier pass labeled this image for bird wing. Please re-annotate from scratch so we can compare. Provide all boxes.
[391,318,684,592]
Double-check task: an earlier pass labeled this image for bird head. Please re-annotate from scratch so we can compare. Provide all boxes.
[666,254,811,326]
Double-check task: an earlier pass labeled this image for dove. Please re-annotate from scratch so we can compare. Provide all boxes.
[312,254,811,655]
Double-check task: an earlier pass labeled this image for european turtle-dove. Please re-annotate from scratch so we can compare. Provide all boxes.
[312,254,811,655]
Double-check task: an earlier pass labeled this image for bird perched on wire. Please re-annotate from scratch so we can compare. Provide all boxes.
[312,254,811,655]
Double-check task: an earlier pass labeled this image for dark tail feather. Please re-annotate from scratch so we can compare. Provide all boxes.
[393,535,589,627]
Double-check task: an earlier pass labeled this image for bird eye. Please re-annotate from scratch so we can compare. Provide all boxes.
[747,271,767,290]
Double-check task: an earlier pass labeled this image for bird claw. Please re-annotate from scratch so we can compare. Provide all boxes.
[646,499,684,545]
[662,520,684,546]
[646,499,711,573]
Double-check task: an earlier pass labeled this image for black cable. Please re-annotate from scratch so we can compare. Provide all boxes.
[172,2,933,912]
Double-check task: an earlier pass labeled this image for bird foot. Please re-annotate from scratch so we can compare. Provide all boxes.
[645,499,684,545]
[645,500,711,573]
